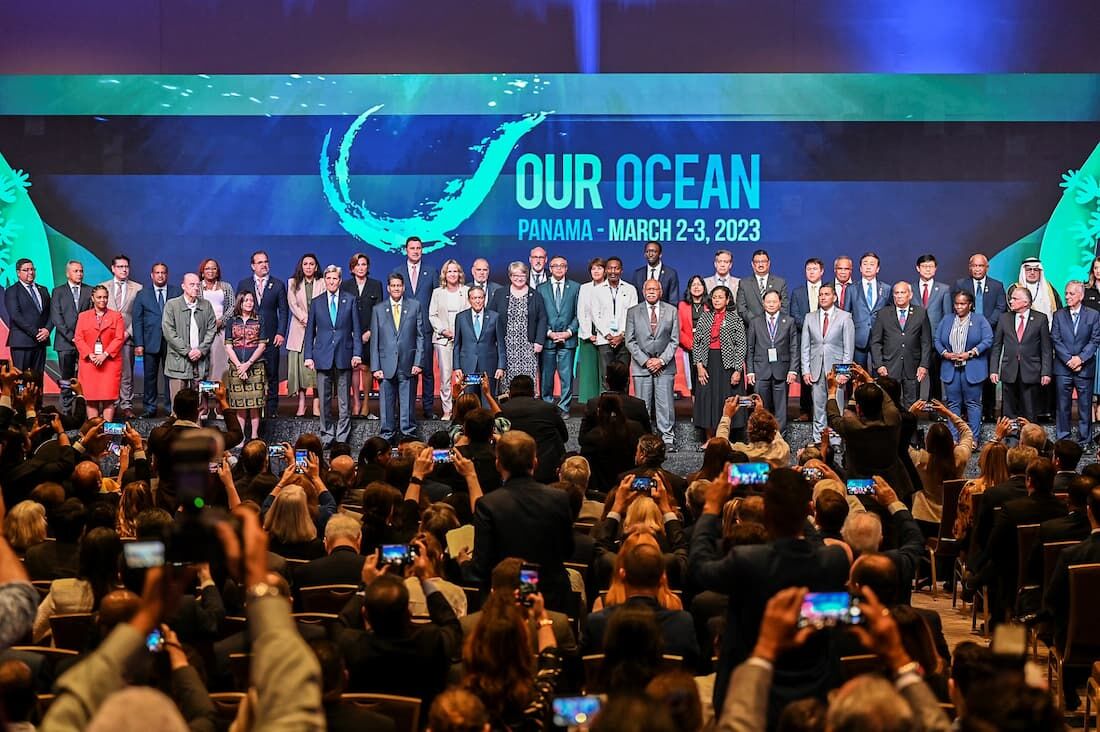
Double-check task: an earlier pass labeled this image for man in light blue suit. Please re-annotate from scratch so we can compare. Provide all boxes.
[1051,281,1100,442]
[850,251,891,367]
[537,255,580,414]
[371,273,425,443]
[934,290,994,442]
[801,284,855,442]
[304,265,362,446]
[452,285,506,402]
[913,254,953,401]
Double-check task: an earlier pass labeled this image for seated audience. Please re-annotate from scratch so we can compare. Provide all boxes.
[262,484,326,560]
[497,376,568,485]
[908,399,975,532]
[580,393,647,494]
[292,513,366,589]
[33,527,122,643]
[405,532,467,617]
[954,440,1008,543]
[3,500,47,557]
[310,638,396,732]
[581,359,652,435]
[719,396,791,468]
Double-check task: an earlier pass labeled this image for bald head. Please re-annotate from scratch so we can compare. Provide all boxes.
[330,455,356,482]
[98,589,140,633]
[850,553,900,605]
[72,461,103,501]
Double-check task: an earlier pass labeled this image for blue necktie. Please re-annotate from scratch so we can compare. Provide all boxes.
[474,312,482,339]
[1073,310,1080,335]
[975,282,984,315]
[329,294,337,326]
[865,282,874,310]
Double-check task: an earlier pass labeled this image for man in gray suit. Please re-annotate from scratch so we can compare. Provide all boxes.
[50,259,93,414]
[625,280,680,449]
[870,282,932,408]
[703,249,740,303]
[161,273,217,400]
[735,249,788,320]
[370,273,425,443]
[801,283,855,441]
[914,254,952,400]
[746,289,799,431]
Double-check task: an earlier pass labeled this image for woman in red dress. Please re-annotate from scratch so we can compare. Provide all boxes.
[73,285,126,419]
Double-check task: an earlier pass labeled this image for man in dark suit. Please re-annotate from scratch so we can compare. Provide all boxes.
[312,639,397,732]
[1051,281,1100,442]
[1052,438,1083,493]
[869,282,932,408]
[370,273,424,444]
[131,262,182,417]
[395,236,438,418]
[49,259,93,414]
[832,255,856,313]
[293,515,366,590]
[690,468,849,720]
[469,257,502,302]
[850,252,891,368]
[735,249,789,321]
[340,252,383,414]
[23,498,85,581]
[236,250,289,417]
[452,285,506,402]
[956,253,1009,420]
[537,256,581,414]
[991,287,1053,422]
[304,265,362,446]
[4,258,51,390]
[984,457,1067,624]
[913,254,953,401]
[789,258,826,421]
[469,430,575,612]
[581,360,651,435]
[746,288,799,431]
[1025,474,1093,587]
[498,375,568,485]
[631,240,679,305]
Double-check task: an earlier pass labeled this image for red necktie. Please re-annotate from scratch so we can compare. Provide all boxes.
[822,311,830,338]
[1016,314,1025,341]
[649,305,658,335]
[838,284,846,309]
[921,284,929,307]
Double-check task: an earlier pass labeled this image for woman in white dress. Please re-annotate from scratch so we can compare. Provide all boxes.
[199,258,234,416]
[428,259,470,420]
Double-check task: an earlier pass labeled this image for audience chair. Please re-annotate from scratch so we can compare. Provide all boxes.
[460,586,483,614]
[299,584,359,614]
[341,693,421,732]
[37,694,56,713]
[924,479,966,600]
[840,654,885,680]
[221,616,247,639]
[48,613,95,651]
[953,491,984,609]
[209,692,246,725]
[10,647,78,677]
[30,581,51,601]
[228,653,250,691]
[1047,564,1100,712]
[1085,661,1100,732]
[1014,524,1041,613]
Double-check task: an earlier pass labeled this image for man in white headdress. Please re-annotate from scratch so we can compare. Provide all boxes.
[1010,257,1062,328]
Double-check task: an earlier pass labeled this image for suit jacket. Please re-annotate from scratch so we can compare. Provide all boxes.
[850,279,892,350]
[161,297,218,380]
[934,314,994,384]
[870,304,932,378]
[4,281,51,349]
[339,276,383,339]
[99,279,142,337]
[285,278,326,353]
[303,290,362,371]
[746,311,799,381]
[991,310,1053,383]
[488,287,548,346]
[827,392,915,500]
[987,492,1068,606]
[292,546,366,590]
[788,282,821,329]
[498,397,568,484]
[1043,532,1100,646]
[395,262,437,336]
[235,276,289,343]
[735,274,789,320]
[469,280,502,303]
[704,274,739,304]
[1051,307,1100,378]
[49,282,94,353]
[537,279,581,348]
[955,276,1008,329]
[451,308,506,376]
[971,475,1028,569]
[690,515,850,715]
[24,541,80,581]
[1024,510,1091,586]
[131,284,182,353]
[800,308,855,381]
[833,280,856,313]
[581,391,652,435]
[584,595,701,671]
[631,264,680,304]
[624,300,679,376]
[914,280,953,333]
[470,476,575,611]
[369,299,425,378]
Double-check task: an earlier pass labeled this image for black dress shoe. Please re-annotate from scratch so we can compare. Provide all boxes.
[121,408,135,419]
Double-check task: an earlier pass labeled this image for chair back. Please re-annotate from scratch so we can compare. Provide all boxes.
[341,693,421,732]
[299,584,359,614]
[31,581,51,601]
[228,653,251,691]
[1042,541,1079,594]
[291,612,339,626]
[582,653,604,692]
[221,615,247,638]
[10,646,78,677]
[461,586,484,614]
[840,654,884,679]
[209,692,246,724]
[933,479,966,556]
[1014,523,1041,591]
[48,613,95,651]
[1064,564,1100,666]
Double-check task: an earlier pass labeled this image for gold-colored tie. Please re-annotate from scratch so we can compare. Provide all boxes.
[393,304,401,330]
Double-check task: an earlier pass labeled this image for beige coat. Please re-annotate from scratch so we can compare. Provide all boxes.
[286,277,325,353]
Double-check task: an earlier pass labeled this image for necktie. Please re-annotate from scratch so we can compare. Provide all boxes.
[329,294,338,326]
[1016,314,1026,341]
[759,278,766,296]
[899,309,907,329]
[392,302,401,330]
[768,316,777,341]
[188,305,199,349]
[650,268,656,281]
[975,281,984,315]
[822,311,830,338]
[157,288,165,309]
[1073,310,1080,335]
[555,282,563,308]
[474,312,482,339]
[115,281,125,310]
[72,286,80,308]
[865,281,874,309]
[28,285,41,311]
[410,265,418,293]
[838,284,846,309]
[255,279,264,305]
[650,304,658,335]
[921,283,929,307]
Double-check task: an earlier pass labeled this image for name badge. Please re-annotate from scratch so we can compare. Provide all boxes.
[94,340,104,355]
[767,347,778,363]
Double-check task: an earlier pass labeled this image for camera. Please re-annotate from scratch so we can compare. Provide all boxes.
[797,592,865,629]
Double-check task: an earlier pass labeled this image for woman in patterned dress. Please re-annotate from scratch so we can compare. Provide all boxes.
[488,261,548,393]
[692,285,748,441]
[224,291,268,439]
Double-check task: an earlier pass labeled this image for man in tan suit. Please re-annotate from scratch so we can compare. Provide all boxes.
[100,254,143,417]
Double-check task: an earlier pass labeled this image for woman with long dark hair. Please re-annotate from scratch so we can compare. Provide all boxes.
[692,285,747,441]
[33,528,122,642]
[908,399,974,534]
[678,275,709,396]
[199,258,234,418]
[224,290,268,438]
[580,393,646,493]
[73,284,126,420]
[577,257,608,403]
[287,253,324,416]
[1085,255,1100,420]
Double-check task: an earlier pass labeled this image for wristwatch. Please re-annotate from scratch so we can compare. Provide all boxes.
[246,581,283,602]
[892,660,922,679]
[536,618,554,629]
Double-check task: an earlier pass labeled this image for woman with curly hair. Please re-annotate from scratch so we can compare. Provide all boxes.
[116,481,154,539]
[3,500,47,556]
[720,395,790,467]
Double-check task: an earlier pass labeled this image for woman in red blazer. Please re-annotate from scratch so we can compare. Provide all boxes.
[73,284,127,419]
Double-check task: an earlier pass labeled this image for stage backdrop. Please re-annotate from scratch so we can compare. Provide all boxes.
[1,73,1100,379]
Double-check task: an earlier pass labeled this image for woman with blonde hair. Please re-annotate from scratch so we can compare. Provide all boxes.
[954,440,1009,543]
[262,484,324,559]
[596,474,689,590]
[116,481,154,539]
[429,259,470,419]
[4,500,47,556]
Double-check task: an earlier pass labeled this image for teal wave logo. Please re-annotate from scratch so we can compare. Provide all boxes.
[320,105,549,253]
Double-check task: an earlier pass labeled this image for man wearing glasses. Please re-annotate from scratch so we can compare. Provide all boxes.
[4,258,52,391]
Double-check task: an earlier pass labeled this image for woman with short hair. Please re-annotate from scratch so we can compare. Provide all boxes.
[488,262,548,392]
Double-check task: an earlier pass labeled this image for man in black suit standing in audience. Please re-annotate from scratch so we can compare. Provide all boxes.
[236,250,289,417]
[469,430,575,613]
[292,515,366,590]
[581,360,651,435]
[746,289,799,431]
[990,287,1052,423]
[869,282,931,408]
[498,375,568,485]
[1052,439,1083,492]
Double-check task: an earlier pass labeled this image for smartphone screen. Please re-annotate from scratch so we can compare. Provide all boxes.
[102,421,125,436]
[802,467,823,482]
[268,445,284,458]
[123,540,166,569]
[727,462,770,486]
[846,478,876,496]
[145,628,165,653]
[380,543,411,567]
[432,448,452,463]
[630,476,655,494]
[552,696,602,728]
[833,363,852,376]
[797,592,864,628]
[738,397,754,407]
[198,380,217,394]
[294,449,308,473]
[465,374,482,385]
[519,564,540,605]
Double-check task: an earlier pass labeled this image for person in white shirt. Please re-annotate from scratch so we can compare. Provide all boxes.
[704,249,740,303]
[591,257,638,375]
[100,254,143,417]
[576,257,608,402]
[833,255,854,312]
[428,259,470,420]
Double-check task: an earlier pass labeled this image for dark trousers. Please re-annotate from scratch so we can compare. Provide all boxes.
[1056,370,1093,441]
[141,349,172,415]
[755,374,790,431]
[597,342,629,375]
[56,349,78,413]
[416,332,435,414]
[11,346,46,391]
[1001,378,1039,422]
[262,345,281,416]
[854,346,871,368]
